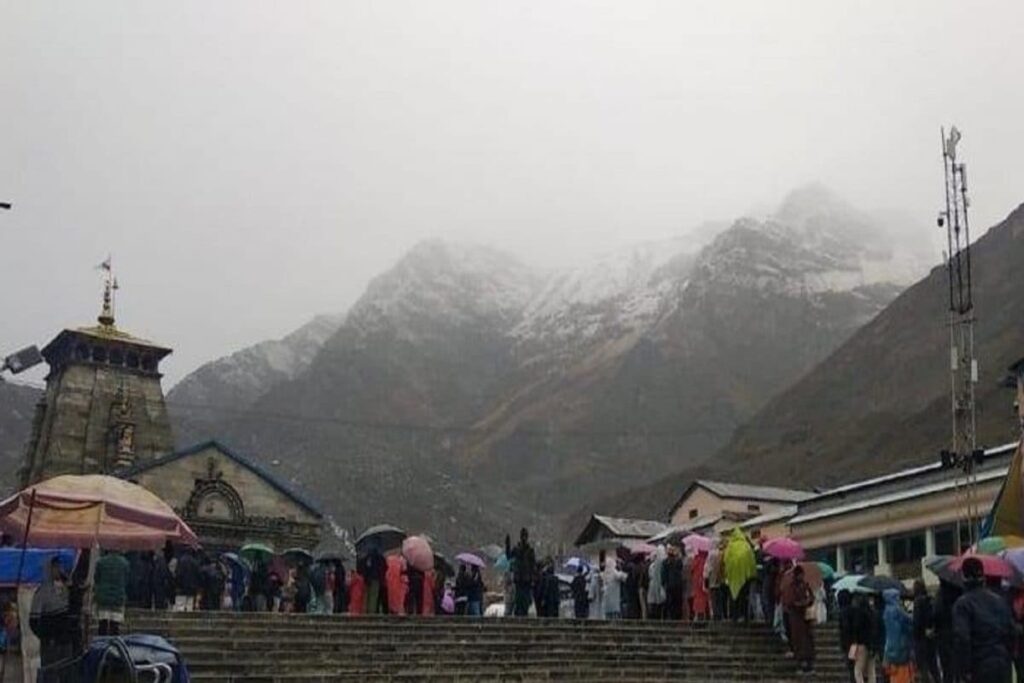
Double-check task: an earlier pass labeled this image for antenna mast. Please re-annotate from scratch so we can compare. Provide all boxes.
[938,126,980,550]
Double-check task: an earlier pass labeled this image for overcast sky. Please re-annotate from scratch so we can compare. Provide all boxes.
[2,1,1022,385]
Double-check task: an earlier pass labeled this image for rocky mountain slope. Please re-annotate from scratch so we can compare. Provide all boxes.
[191,186,925,546]
[168,314,344,443]
[588,201,1024,524]
[0,381,40,492]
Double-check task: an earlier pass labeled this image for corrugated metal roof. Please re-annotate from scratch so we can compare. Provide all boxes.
[797,441,1019,516]
[592,514,668,538]
[697,480,816,503]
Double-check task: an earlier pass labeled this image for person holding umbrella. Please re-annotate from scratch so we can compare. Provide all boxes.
[571,566,589,619]
[467,565,486,617]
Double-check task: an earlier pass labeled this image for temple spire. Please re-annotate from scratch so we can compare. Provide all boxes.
[96,255,117,328]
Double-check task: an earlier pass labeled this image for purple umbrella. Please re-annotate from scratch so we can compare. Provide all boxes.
[1005,548,1024,576]
[455,552,486,568]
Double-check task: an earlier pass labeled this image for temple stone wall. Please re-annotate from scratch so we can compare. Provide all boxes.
[24,363,174,485]
[131,443,322,551]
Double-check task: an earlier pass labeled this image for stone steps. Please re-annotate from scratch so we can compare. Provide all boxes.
[125,610,845,682]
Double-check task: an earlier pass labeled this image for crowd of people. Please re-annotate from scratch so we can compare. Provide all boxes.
[18,529,1024,682]
[835,557,1020,683]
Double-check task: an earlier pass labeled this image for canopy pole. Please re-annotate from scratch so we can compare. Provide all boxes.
[2,488,37,682]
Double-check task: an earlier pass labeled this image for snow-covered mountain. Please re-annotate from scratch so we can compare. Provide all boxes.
[167,185,932,545]
[168,313,344,443]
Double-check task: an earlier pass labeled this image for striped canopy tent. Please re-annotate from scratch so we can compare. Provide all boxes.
[0,474,198,551]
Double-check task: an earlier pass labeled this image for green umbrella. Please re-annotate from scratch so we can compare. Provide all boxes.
[816,561,836,580]
[978,536,1007,555]
[239,542,275,562]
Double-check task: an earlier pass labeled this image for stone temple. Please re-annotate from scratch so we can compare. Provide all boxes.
[20,272,323,552]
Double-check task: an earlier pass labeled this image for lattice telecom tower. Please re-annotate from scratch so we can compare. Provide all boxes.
[938,126,982,549]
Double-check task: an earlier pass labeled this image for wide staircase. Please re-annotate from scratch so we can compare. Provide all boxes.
[126,610,847,682]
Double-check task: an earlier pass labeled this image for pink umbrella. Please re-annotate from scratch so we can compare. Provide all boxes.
[948,552,1014,579]
[763,537,805,561]
[682,534,712,554]
[0,474,198,550]
[624,540,657,556]
[401,535,434,572]
[455,552,485,568]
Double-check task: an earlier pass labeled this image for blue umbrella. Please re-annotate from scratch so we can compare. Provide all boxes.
[494,552,510,572]
[563,557,590,572]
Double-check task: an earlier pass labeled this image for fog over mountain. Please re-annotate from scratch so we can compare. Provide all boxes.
[158,186,935,544]
[3,2,1022,388]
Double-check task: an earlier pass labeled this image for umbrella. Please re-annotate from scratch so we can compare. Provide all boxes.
[831,574,867,594]
[763,537,805,561]
[564,557,591,571]
[433,552,455,577]
[239,542,274,563]
[948,553,1015,579]
[977,536,1024,555]
[401,535,434,572]
[220,552,250,572]
[455,552,486,568]
[623,540,657,556]
[355,524,406,554]
[857,574,906,594]
[1004,548,1024,576]
[682,534,711,554]
[282,547,314,565]
[478,544,504,561]
[494,552,510,572]
[0,474,197,551]
[816,562,836,581]
[924,556,960,586]
[780,561,824,593]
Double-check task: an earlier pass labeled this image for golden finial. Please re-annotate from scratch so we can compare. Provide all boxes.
[96,255,115,327]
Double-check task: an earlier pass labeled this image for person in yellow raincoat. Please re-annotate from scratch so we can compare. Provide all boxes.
[722,528,757,621]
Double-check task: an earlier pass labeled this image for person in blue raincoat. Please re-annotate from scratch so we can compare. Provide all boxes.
[882,588,914,683]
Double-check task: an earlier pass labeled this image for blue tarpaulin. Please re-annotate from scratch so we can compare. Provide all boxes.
[0,547,75,585]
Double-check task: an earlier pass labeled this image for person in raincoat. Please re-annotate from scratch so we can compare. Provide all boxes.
[881,588,914,683]
[506,528,537,617]
[347,570,365,615]
[689,550,709,620]
[587,556,604,620]
[602,557,627,620]
[646,546,667,620]
[385,554,407,615]
[723,529,756,622]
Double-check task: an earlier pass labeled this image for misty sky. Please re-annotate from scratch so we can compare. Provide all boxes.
[2,1,1022,385]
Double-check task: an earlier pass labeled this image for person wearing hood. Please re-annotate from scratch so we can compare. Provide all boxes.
[881,588,913,683]
[912,579,941,683]
[953,556,1014,682]
[689,549,709,621]
[647,546,667,620]
[601,557,627,620]
[587,554,604,620]
[723,529,756,622]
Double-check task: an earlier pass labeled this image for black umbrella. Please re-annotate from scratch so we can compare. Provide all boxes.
[355,524,406,554]
[857,574,907,595]
[433,552,455,578]
[282,547,314,566]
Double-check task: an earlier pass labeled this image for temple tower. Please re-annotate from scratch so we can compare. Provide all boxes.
[20,262,174,485]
